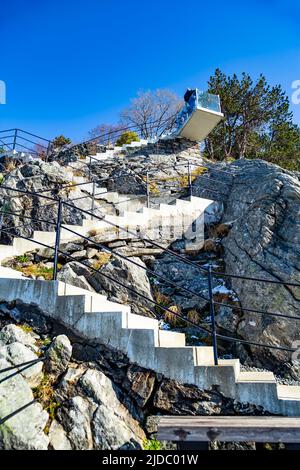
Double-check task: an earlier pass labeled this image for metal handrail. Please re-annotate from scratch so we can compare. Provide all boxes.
[1,184,300,288]
[0,216,297,363]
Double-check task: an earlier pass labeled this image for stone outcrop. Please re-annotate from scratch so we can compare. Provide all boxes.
[0,305,271,451]
[0,160,92,242]
[194,159,300,374]
[87,256,155,317]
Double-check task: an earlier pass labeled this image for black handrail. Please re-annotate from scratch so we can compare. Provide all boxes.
[1,183,300,289]
[0,217,297,359]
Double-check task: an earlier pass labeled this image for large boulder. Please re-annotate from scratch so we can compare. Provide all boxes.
[78,369,145,449]
[0,324,38,352]
[0,342,43,387]
[0,356,49,449]
[45,335,72,378]
[195,159,300,374]
[88,256,154,317]
[0,160,91,243]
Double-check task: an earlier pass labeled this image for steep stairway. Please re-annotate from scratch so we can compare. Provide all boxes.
[0,273,299,416]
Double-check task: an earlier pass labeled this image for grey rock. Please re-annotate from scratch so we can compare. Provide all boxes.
[195,159,300,373]
[88,256,154,317]
[45,335,72,377]
[0,324,38,352]
[78,369,145,450]
[0,356,49,449]
[86,248,98,258]
[0,161,85,243]
[48,420,72,450]
[71,250,87,260]
[57,396,96,450]
[0,342,43,387]
[57,262,94,291]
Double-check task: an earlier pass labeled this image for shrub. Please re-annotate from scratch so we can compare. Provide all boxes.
[52,135,71,149]
[115,131,140,147]
[143,439,162,450]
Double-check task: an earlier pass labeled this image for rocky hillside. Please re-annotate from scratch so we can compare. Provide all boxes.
[0,303,269,450]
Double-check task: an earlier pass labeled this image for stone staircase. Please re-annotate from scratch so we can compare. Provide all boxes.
[0,273,300,415]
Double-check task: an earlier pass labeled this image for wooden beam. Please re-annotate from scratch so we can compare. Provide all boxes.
[157,416,300,443]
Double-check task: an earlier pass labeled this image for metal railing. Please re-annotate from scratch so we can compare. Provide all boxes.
[0,128,52,159]
[0,185,299,368]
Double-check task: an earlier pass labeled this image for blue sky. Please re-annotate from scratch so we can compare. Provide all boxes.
[1,0,300,141]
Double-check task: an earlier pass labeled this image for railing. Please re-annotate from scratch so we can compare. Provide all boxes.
[0,128,52,159]
[0,185,299,369]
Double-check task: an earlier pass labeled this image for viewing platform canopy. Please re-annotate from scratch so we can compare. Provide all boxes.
[175,89,224,142]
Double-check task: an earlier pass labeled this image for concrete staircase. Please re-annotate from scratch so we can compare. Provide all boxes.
[0,273,300,415]
[86,139,150,162]
[0,195,212,261]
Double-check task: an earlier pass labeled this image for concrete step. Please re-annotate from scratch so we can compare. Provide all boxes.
[277,385,300,401]
[158,330,186,347]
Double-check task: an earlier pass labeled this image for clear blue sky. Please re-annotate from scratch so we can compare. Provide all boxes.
[1,0,300,141]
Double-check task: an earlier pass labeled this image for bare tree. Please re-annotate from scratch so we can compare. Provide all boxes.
[88,123,123,146]
[120,89,182,139]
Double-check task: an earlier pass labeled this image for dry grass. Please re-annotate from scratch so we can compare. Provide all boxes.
[15,263,57,280]
[4,160,17,172]
[91,252,111,271]
[210,223,231,239]
[72,169,85,176]
[154,290,185,327]
[164,305,185,328]
[88,228,99,237]
[202,239,219,253]
[186,309,201,324]
[33,374,60,424]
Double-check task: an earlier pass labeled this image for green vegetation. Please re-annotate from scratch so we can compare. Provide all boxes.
[143,439,163,450]
[0,173,3,185]
[204,69,300,171]
[52,135,72,149]
[19,324,34,334]
[33,374,60,425]
[15,262,56,280]
[15,254,30,263]
[115,130,140,147]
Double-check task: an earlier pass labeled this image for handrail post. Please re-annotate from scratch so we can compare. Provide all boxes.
[53,198,62,280]
[88,155,92,180]
[91,181,96,220]
[0,197,6,237]
[46,141,51,162]
[13,129,17,151]
[208,264,218,365]
[188,161,192,197]
[146,172,150,208]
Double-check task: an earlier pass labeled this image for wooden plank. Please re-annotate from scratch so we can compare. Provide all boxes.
[157,416,300,443]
